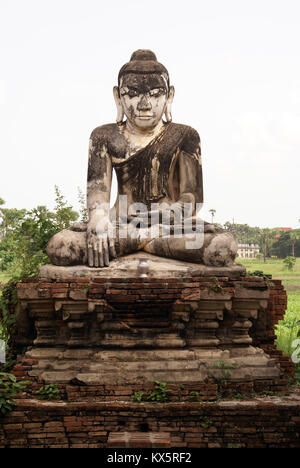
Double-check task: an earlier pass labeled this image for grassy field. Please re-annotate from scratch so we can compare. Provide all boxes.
[238,258,300,292]
[239,258,300,365]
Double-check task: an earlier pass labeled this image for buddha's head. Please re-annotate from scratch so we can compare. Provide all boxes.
[113,50,175,130]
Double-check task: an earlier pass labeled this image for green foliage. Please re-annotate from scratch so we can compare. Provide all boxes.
[276,292,300,357]
[54,186,78,231]
[189,391,201,401]
[246,270,274,287]
[130,381,173,403]
[209,361,237,395]
[0,187,79,275]
[0,280,19,358]
[146,381,173,403]
[0,187,80,363]
[247,270,268,278]
[272,229,300,258]
[131,392,144,403]
[208,278,224,295]
[232,393,246,400]
[198,415,212,429]
[283,256,296,271]
[35,384,60,401]
[0,372,29,415]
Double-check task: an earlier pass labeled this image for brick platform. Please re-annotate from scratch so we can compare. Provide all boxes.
[1,394,300,448]
[11,271,293,393]
[0,257,296,448]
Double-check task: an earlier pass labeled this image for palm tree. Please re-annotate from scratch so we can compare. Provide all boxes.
[209,209,216,224]
[290,231,300,257]
[260,228,279,263]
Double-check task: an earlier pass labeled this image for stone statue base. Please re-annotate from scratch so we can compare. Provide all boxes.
[39,252,244,280]
[14,254,292,394]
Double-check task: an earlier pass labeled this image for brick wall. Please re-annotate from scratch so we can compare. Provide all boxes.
[1,396,300,448]
[0,276,297,448]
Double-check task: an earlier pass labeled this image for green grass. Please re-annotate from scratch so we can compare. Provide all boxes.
[238,258,300,291]
[239,258,300,374]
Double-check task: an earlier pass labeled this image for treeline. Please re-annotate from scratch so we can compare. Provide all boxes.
[0,187,87,277]
[223,222,300,259]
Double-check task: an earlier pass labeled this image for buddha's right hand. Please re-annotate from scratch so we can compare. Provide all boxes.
[87,216,117,267]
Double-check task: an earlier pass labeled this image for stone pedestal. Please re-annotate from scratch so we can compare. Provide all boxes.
[13,253,292,393]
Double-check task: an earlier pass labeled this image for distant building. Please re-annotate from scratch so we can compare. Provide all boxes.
[237,243,260,259]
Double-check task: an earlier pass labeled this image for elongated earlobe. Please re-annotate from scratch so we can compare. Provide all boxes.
[113,86,124,125]
[164,86,175,123]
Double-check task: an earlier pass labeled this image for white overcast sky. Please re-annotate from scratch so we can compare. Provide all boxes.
[0,0,299,228]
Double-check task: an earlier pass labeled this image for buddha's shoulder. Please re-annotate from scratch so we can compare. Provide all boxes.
[169,122,199,139]
[169,123,200,151]
[90,123,120,142]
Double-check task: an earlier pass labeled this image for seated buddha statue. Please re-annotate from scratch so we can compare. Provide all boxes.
[46,50,238,268]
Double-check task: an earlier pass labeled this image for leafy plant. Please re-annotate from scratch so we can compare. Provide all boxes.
[131,392,144,403]
[208,278,224,295]
[283,256,296,271]
[246,270,274,287]
[35,384,60,401]
[232,393,246,401]
[189,391,201,401]
[209,361,237,395]
[147,381,173,403]
[198,415,212,428]
[0,372,29,415]
[276,295,300,357]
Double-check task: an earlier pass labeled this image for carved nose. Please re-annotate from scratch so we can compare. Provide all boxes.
[137,94,152,111]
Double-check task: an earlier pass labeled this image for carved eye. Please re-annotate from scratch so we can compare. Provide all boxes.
[128,89,139,98]
[149,88,166,97]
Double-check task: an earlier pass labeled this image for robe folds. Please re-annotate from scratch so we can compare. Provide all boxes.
[88,122,203,213]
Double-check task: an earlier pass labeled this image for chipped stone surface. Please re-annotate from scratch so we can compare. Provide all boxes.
[24,346,280,385]
[40,252,245,280]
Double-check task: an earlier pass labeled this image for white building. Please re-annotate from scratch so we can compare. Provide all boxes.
[237,243,260,259]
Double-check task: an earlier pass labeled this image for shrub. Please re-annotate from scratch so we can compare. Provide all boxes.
[283,256,296,271]
[0,372,29,415]
[35,384,60,401]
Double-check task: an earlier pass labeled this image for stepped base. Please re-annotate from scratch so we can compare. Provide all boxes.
[25,346,280,385]
[13,254,293,395]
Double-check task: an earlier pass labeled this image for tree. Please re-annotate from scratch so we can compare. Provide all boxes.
[290,231,300,257]
[54,186,78,230]
[0,187,79,276]
[260,228,279,263]
[272,230,300,258]
[283,256,296,271]
[209,209,216,224]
